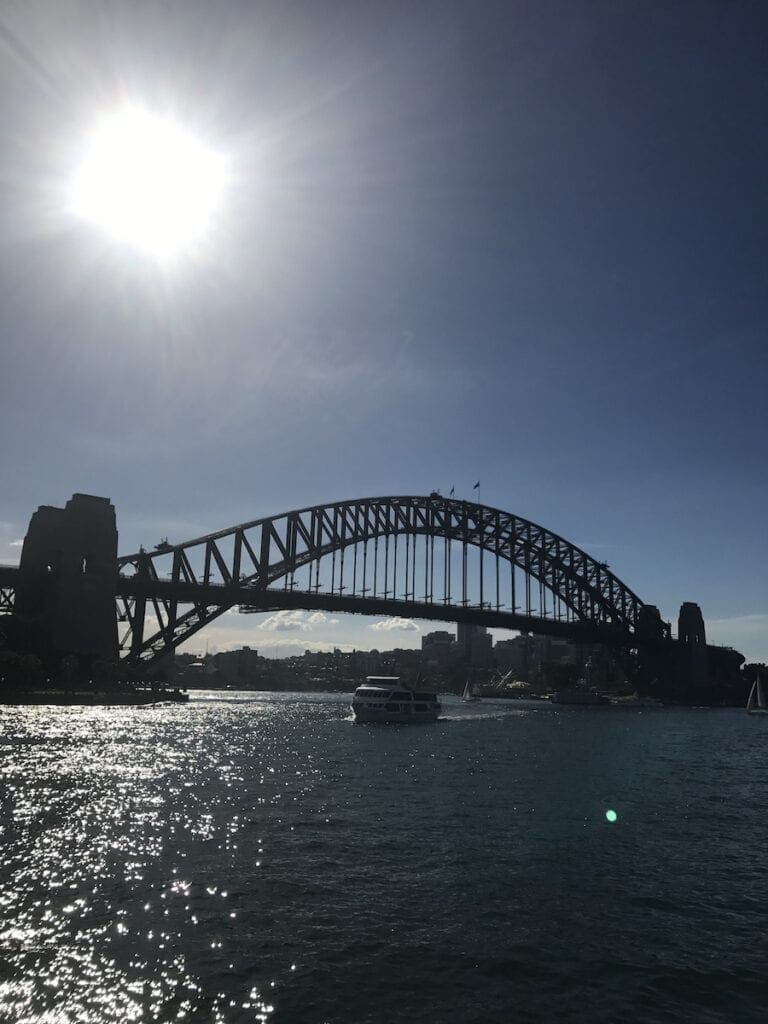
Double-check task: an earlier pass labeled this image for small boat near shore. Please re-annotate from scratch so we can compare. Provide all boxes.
[352,676,441,723]
[461,679,481,702]
[746,674,767,715]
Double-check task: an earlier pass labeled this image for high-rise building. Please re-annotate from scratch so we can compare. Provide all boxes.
[456,623,493,668]
[421,630,458,668]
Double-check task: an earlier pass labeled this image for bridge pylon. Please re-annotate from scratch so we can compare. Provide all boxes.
[10,494,118,662]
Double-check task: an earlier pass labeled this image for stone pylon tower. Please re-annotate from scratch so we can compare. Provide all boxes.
[13,494,118,661]
[677,601,708,689]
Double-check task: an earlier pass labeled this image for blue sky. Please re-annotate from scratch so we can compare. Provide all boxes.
[1,1,766,661]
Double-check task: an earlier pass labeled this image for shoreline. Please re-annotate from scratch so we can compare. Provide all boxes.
[1,689,189,706]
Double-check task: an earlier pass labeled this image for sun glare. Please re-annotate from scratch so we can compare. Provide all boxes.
[71,108,226,259]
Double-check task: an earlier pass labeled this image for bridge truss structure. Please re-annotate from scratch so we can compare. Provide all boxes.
[116,495,670,667]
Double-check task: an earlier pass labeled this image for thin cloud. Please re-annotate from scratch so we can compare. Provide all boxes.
[307,611,339,625]
[370,617,420,632]
[178,635,356,658]
[705,613,768,662]
[707,613,768,627]
[259,610,309,632]
[257,638,354,655]
[258,609,339,632]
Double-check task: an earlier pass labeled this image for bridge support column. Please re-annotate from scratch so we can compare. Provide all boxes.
[130,595,147,661]
[12,494,118,663]
[671,601,709,699]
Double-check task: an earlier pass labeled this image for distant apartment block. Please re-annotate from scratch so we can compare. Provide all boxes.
[421,630,458,668]
[457,623,494,668]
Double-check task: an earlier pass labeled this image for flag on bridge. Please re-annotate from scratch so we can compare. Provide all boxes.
[449,486,454,496]
[473,480,480,490]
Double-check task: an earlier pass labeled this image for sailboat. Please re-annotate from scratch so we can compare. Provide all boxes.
[462,679,481,702]
[746,674,768,715]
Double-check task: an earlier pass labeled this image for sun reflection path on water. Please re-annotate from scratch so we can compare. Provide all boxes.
[0,700,300,1023]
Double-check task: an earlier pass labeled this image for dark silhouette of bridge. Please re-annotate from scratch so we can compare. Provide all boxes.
[1,491,672,659]
[0,492,746,700]
[118,492,677,665]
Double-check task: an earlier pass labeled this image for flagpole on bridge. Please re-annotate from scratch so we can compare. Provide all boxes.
[473,480,482,608]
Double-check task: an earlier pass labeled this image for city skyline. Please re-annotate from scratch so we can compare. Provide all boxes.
[0,2,766,662]
[170,604,768,665]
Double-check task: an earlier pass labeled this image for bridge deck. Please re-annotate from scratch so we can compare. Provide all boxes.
[116,576,654,649]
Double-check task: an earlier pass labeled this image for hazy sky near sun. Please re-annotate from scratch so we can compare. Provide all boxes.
[0,1,766,660]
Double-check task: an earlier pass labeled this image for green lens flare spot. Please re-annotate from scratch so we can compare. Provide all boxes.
[605,809,618,823]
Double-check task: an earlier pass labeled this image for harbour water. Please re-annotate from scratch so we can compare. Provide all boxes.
[1,692,765,1023]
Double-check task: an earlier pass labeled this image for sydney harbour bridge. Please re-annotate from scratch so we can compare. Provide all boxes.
[0,492,743,698]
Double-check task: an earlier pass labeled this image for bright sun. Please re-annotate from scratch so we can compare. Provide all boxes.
[71,107,226,259]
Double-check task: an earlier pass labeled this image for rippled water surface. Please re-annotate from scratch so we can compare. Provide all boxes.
[1,692,766,1023]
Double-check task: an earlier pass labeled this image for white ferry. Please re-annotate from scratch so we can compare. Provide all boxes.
[351,676,441,724]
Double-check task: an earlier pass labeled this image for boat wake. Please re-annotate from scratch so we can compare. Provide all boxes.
[439,707,531,722]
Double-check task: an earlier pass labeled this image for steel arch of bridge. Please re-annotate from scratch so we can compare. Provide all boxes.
[117,494,669,666]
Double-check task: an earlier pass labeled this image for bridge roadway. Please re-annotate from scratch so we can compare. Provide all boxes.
[116,574,664,650]
[1,562,671,651]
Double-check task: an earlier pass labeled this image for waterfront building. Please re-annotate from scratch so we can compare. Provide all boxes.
[457,623,493,668]
[212,645,264,686]
[494,633,580,682]
[421,630,458,668]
